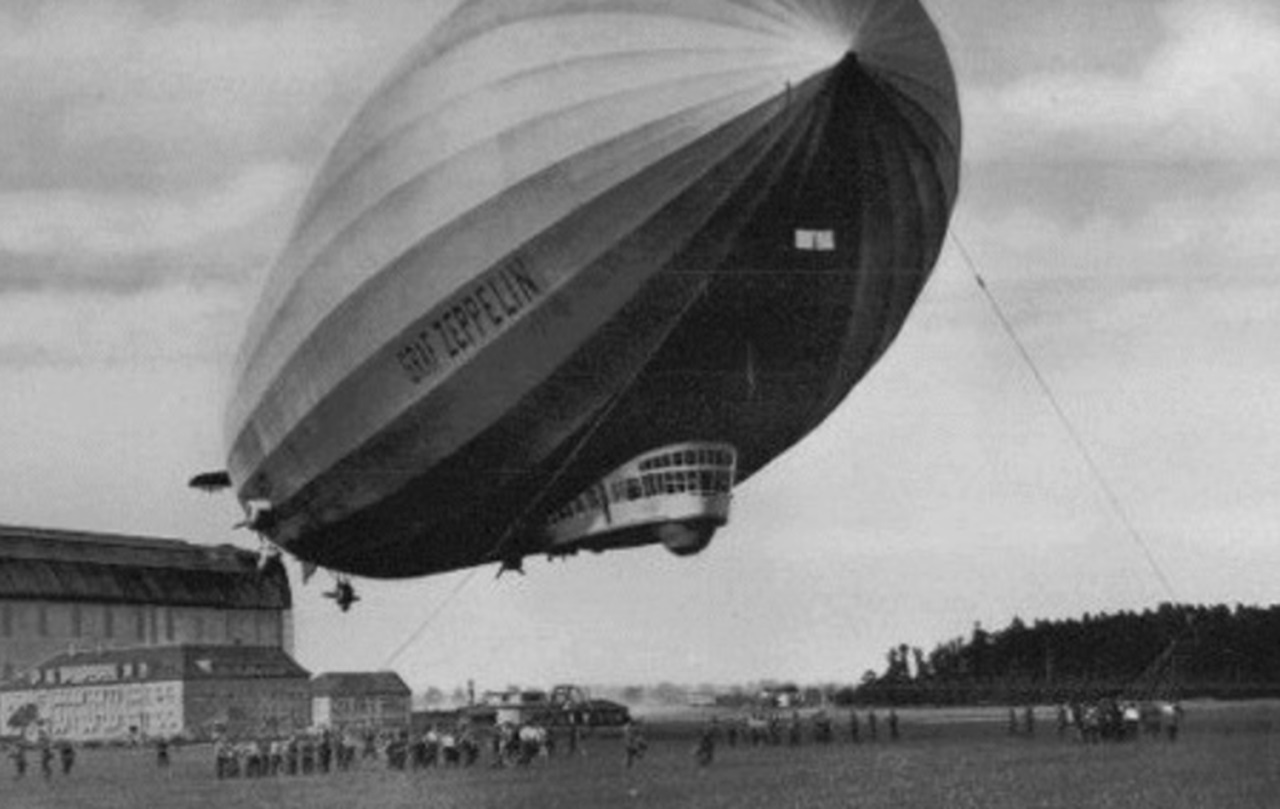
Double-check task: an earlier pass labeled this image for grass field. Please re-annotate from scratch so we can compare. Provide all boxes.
[3,701,1279,809]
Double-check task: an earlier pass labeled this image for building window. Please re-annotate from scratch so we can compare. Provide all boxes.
[795,229,836,251]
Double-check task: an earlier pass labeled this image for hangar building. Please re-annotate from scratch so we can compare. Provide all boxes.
[0,525,293,684]
[0,644,312,742]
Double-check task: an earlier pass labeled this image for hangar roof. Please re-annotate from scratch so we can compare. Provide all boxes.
[1,644,310,691]
[0,525,290,609]
[311,671,411,698]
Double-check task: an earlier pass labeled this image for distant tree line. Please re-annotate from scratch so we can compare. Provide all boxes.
[856,603,1280,706]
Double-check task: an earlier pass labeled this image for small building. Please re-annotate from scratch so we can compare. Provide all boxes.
[311,672,411,734]
[760,684,803,709]
[0,525,294,684]
[0,644,311,743]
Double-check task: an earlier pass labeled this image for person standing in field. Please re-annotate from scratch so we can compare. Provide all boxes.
[318,731,333,774]
[568,722,583,756]
[888,709,900,741]
[849,710,860,744]
[58,740,75,775]
[813,711,832,744]
[695,721,716,768]
[39,741,54,780]
[10,743,27,779]
[867,709,878,742]
[1023,705,1035,737]
[623,720,647,769]
[1163,702,1182,743]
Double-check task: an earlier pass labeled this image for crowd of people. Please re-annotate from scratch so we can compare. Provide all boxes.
[208,720,591,778]
[1065,699,1183,744]
[709,708,900,749]
[1002,699,1184,744]
[5,699,1188,785]
[6,737,76,780]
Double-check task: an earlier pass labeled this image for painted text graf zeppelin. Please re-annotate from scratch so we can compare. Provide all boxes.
[396,258,543,386]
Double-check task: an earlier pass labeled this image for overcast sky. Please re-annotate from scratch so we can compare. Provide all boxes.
[1,0,1278,692]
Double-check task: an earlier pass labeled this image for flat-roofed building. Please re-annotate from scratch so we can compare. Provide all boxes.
[312,671,411,734]
[0,644,311,742]
[0,525,293,683]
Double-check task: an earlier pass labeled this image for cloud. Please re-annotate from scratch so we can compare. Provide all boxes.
[0,162,303,258]
[0,1,451,297]
[965,0,1280,163]
[0,283,247,366]
[959,181,1280,288]
[0,1,447,201]
[0,3,430,145]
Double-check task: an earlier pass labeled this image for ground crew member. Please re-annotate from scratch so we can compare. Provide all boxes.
[813,711,833,744]
[623,720,647,769]
[59,741,75,775]
[318,733,333,774]
[1165,702,1182,743]
[10,744,27,779]
[695,722,715,768]
[568,722,582,756]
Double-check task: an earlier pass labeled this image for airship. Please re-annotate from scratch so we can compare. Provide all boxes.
[207,0,961,580]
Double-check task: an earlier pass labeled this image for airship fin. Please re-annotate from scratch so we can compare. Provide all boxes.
[189,470,232,492]
[322,577,360,612]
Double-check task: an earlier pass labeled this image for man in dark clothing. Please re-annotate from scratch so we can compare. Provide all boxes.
[568,723,581,756]
[694,723,715,768]
[59,741,75,775]
[10,744,26,779]
[318,733,333,774]
[623,721,647,769]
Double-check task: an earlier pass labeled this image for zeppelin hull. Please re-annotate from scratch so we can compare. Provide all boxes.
[226,0,961,578]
